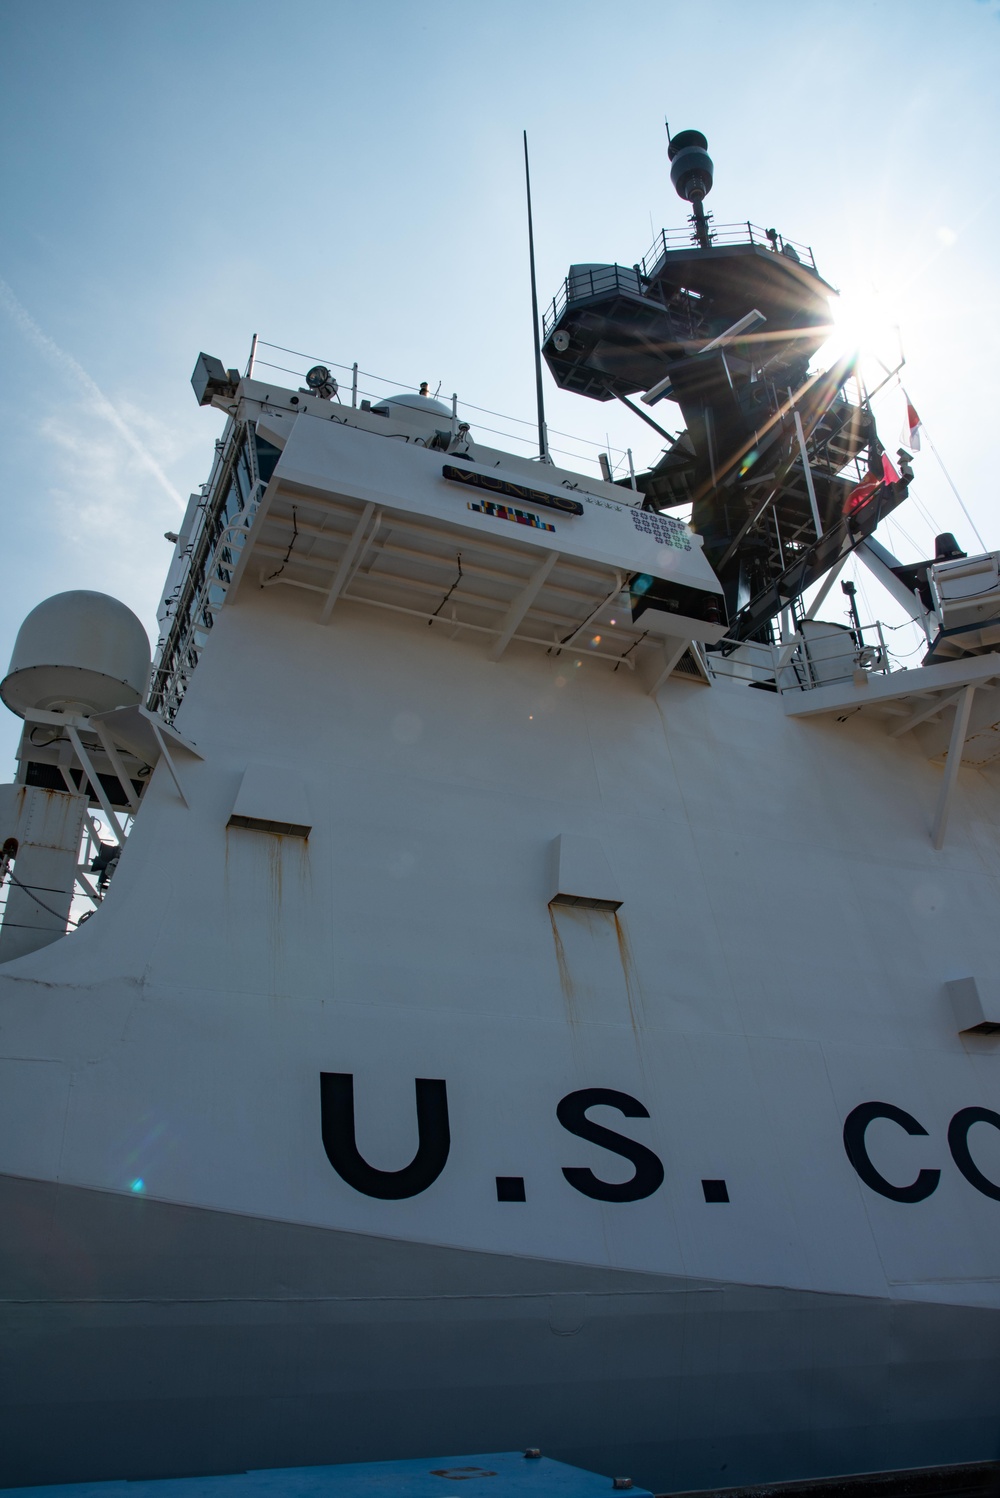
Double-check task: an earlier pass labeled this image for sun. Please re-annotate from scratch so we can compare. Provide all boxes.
[813,280,904,379]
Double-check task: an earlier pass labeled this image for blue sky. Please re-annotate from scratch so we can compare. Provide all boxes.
[1,0,998,767]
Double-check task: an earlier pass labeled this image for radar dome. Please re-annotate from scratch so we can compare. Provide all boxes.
[372,393,453,418]
[0,590,151,719]
[668,128,714,203]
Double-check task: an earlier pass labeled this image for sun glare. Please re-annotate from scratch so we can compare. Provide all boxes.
[814,282,904,378]
[814,268,916,389]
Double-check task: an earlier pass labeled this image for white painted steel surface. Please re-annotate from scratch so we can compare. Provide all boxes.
[2,392,1000,1490]
[0,783,88,960]
[5,586,1000,1289]
[249,411,721,618]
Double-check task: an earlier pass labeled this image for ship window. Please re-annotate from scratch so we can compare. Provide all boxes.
[234,446,252,507]
[254,431,281,485]
[150,423,280,722]
[224,479,241,523]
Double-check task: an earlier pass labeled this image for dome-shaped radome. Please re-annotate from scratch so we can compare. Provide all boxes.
[0,590,151,718]
[373,393,453,418]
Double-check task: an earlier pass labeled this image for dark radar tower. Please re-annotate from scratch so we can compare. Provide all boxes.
[542,128,910,643]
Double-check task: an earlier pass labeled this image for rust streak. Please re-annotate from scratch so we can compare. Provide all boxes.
[267,834,284,986]
[613,911,642,1036]
[547,902,576,1011]
[268,833,284,907]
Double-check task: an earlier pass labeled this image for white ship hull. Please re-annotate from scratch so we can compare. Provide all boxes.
[3,576,1000,1488]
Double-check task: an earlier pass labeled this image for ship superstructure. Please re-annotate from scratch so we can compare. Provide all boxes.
[541,129,912,645]
[1,128,1000,1494]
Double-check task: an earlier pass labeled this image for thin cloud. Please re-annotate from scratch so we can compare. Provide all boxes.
[35,410,178,608]
[0,274,185,512]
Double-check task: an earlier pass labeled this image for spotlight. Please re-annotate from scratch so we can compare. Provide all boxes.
[305,365,338,399]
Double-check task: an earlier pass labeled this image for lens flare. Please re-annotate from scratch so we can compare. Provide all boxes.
[815,281,901,374]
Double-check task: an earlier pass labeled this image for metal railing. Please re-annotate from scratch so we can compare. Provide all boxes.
[542,264,652,336]
[641,221,817,272]
[248,341,641,484]
[706,621,892,693]
[542,222,820,338]
[542,265,708,344]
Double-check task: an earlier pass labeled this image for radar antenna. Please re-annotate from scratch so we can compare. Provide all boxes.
[667,128,715,248]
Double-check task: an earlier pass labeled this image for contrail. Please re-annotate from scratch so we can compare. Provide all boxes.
[0,275,185,512]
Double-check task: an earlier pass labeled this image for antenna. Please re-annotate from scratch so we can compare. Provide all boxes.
[522,131,551,464]
[668,128,714,249]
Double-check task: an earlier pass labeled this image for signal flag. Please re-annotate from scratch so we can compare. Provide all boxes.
[903,393,922,452]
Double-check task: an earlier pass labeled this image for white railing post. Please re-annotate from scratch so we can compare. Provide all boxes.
[875,620,890,673]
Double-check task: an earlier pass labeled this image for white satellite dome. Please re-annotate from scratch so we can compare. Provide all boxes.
[0,590,151,718]
[373,393,453,418]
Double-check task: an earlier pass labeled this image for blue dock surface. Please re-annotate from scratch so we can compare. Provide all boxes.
[1,1452,653,1498]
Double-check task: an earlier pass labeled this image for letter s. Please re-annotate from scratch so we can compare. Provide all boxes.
[843,1101,940,1203]
[557,1087,664,1203]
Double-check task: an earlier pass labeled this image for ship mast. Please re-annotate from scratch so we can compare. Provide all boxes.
[540,125,912,645]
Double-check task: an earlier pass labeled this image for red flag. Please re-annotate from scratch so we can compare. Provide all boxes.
[882,452,899,484]
[903,392,922,451]
[844,473,881,514]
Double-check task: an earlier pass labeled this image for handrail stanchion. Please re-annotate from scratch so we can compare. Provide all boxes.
[875,620,890,673]
[351,363,358,408]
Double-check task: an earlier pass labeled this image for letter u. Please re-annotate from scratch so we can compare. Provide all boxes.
[320,1073,451,1200]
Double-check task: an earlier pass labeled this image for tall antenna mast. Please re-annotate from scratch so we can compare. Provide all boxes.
[523,131,551,463]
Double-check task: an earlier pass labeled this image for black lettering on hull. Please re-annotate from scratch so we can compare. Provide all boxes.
[948,1106,1000,1201]
[557,1087,665,1202]
[320,1073,450,1199]
[843,1101,940,1203]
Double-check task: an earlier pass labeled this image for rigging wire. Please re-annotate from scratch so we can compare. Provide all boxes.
[253,345,634,454]
[253,361,625,470]
[884,513,925,556]
[907,487,944,541]
[2,872,81,927]
[885,639,928,660]
[925,430,987,552]
[871,370,986,551]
